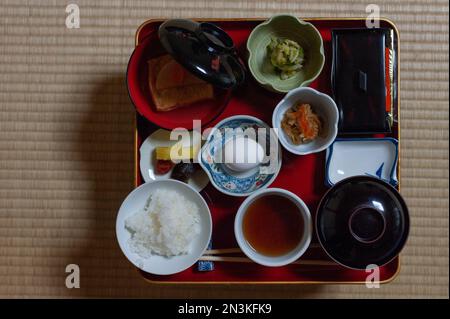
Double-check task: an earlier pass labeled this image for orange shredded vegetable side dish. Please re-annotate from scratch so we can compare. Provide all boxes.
[281,103,322,145]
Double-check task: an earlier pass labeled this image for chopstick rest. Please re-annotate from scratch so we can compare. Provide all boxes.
[197,240,214,271]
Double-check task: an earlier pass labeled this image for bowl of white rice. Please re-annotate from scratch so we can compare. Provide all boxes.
[116,179,212,275]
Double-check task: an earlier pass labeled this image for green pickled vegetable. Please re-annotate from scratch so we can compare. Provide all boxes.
[267,37,304,79]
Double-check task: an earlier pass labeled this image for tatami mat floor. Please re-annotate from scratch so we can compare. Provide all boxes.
[0,0,448,298]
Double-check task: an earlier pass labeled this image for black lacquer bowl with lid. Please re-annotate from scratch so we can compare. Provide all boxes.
[127,19,246,129]
[158,19,246,89]
[316,176,409,270]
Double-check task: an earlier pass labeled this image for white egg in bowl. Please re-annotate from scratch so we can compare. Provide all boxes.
[198,115,282,197]
[222,136,265,172]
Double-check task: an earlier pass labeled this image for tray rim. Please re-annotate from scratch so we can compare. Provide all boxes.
[132,17,402,285]
[137,258,402,285]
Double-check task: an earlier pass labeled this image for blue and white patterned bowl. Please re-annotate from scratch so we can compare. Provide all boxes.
[198,115,282,197]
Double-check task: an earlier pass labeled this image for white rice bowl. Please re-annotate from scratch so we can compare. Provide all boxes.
[116,180,212,275]
[125,189,201,257]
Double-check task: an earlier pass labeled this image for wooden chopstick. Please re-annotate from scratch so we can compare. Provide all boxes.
[204,248,242,255]
[203,243,321,256]
[198,255,336,266]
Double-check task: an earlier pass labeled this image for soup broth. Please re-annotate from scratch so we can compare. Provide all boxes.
[242,195,304,257]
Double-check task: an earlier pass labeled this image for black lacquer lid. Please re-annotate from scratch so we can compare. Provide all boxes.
[158,19,246,89]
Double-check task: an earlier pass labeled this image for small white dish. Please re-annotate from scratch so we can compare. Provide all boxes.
[272,87,339,155]
[116,179,212,275]
[139,129,209,192]
[325,138,399,187]
[234,188,312,267]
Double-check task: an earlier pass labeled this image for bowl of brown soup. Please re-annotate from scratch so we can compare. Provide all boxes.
[234,188,312,267]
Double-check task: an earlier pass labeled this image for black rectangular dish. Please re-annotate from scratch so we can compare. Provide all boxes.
[332,28,396,134]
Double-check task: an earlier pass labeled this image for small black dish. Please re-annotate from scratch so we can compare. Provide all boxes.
[316,176,409,270]
[158,19,246,89]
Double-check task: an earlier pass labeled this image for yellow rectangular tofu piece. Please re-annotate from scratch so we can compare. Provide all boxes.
[155,143,200,161]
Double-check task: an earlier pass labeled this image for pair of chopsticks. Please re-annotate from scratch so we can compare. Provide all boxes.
[201,246,337,266]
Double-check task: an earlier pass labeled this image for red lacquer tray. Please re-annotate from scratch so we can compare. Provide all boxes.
[132,18,401,284]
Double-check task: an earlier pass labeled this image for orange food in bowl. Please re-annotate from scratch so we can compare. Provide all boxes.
[281,103,322,145]
[148,55,214,112]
